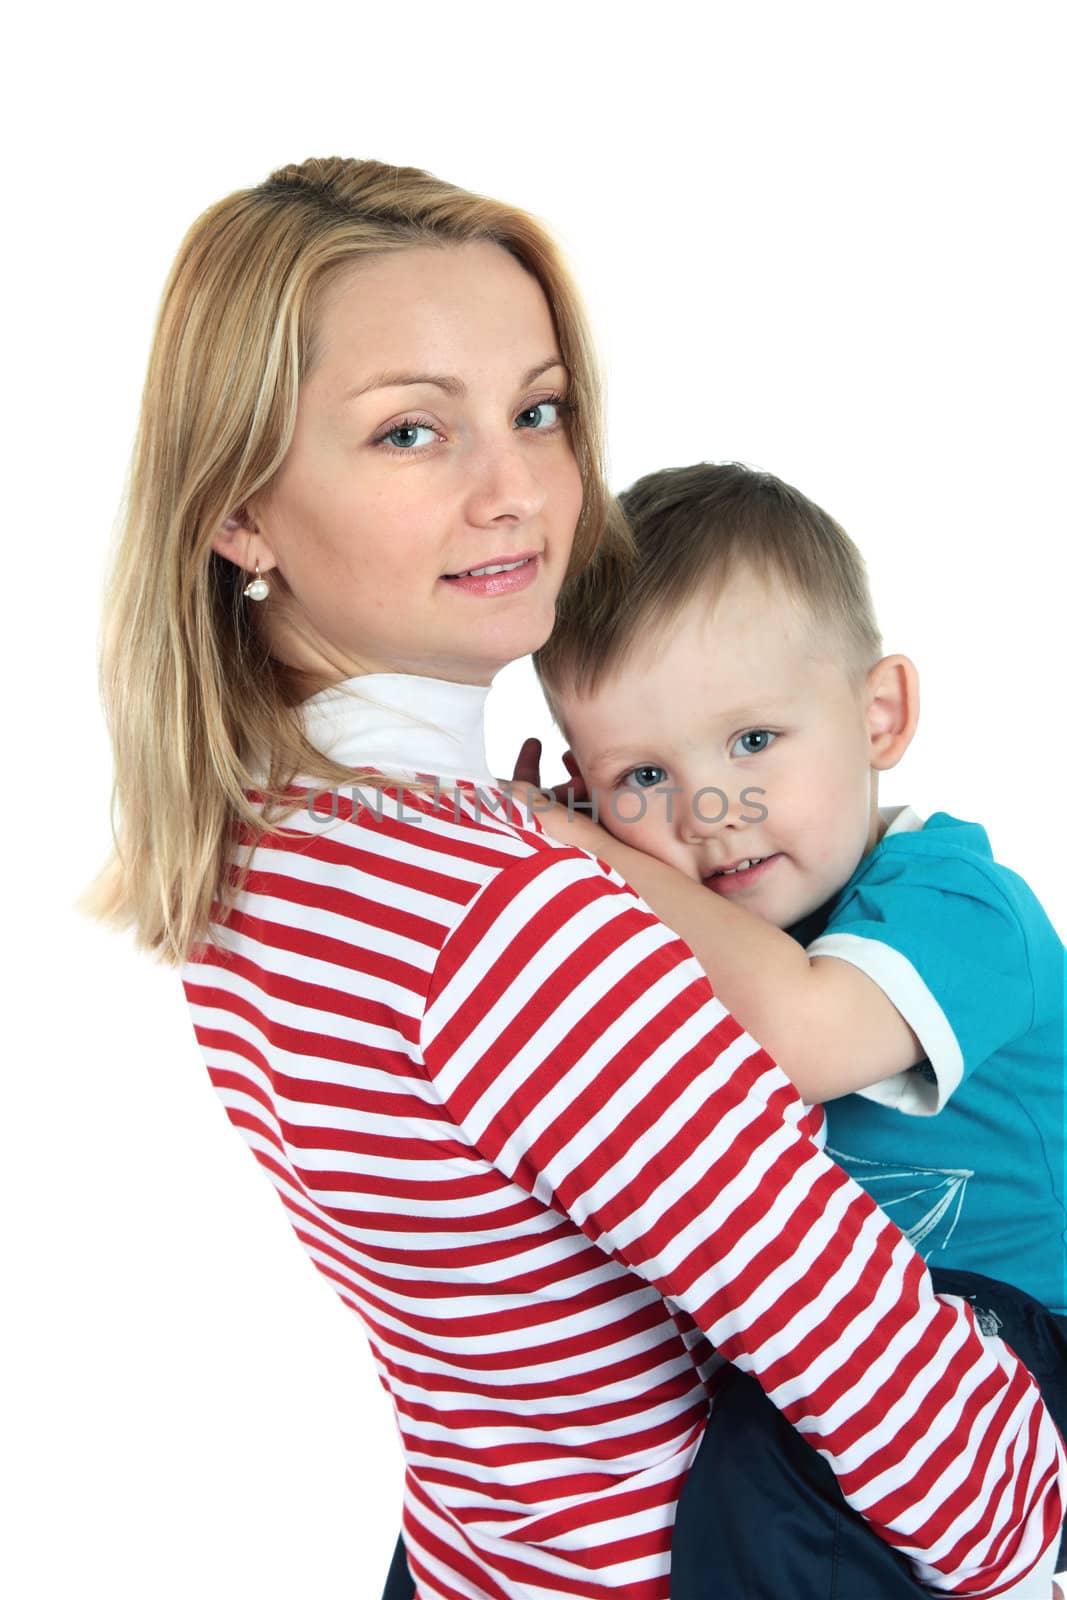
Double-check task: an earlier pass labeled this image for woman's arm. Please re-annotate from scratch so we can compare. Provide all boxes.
[536,803,922,1104]
[422,842,1065,1596]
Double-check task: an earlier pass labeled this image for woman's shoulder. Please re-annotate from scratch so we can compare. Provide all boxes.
[247,777,559,862]
[189,780,652,1010]
[233,778,633,941]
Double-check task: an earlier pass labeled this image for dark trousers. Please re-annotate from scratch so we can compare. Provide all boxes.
[672,1270,1067,1599]
[382,1269,1067,1599]
[381,1534,415,1600]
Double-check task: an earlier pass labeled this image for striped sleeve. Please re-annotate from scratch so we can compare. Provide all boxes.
[420,846,1066,1597]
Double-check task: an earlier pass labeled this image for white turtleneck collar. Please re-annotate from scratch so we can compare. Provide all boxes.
[298,673,496,785]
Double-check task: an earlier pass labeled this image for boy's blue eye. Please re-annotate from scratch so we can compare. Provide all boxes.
[624,764,668,789]
[732,729,776,756]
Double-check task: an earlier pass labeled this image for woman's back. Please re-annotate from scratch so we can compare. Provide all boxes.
[184,772,725,1596]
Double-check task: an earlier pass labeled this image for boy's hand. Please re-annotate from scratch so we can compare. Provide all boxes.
[511,737,585,804]
[510,739,610,855]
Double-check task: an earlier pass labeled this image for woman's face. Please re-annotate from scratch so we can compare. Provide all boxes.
[227,241,584,687]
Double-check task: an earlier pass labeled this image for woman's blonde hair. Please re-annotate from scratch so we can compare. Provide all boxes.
[82,156,630,966]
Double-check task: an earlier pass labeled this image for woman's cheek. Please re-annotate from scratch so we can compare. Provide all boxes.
[550,449,585,537]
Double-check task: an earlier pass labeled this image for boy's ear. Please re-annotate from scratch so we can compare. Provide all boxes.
[864,654,919,772]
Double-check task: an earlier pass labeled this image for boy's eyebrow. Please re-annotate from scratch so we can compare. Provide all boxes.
[707,701,795,724]
[344,357,567,402]
[580,743,666,776]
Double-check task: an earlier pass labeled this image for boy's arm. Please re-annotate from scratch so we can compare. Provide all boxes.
[541,808,922,1104]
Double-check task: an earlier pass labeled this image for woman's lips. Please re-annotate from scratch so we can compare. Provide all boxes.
[703,853,780,895]
[441,554,538,596]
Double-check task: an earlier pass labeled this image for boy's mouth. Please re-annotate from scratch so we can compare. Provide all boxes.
[710,856,765,877]
[703,854,779,895]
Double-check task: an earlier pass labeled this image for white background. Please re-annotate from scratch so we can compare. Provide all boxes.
[5,2,1065,1596]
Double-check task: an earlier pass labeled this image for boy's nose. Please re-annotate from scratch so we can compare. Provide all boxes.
[680,784,745,846]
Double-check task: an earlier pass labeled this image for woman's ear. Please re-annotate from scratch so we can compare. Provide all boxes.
[210,506,278,575]
[864,654,920,772]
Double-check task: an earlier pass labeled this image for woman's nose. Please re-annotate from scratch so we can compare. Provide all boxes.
[464,435,547,526]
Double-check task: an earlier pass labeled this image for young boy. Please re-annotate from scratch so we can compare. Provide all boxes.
[530,460,1066,1583]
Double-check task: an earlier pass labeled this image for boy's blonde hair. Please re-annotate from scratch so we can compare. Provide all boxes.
[82,156,631,966]
[536,461,882,712]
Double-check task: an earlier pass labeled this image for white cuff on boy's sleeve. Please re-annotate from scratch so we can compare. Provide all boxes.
[806,933,964,1115]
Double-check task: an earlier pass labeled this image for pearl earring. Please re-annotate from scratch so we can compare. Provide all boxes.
[243,562,270,602]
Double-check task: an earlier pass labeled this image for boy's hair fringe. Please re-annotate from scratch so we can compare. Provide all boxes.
[535,461,882,716]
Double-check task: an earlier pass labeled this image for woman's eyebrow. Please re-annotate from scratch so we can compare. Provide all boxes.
[345,357,567,402]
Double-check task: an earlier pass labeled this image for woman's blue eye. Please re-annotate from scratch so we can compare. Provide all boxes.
[515,401,561,430]
[383,422,437,450]
[732,729,776,756]
[624,764,668,789]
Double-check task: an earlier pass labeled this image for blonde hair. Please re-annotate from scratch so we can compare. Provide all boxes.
[82,156,630,966]
[536,460,882,713]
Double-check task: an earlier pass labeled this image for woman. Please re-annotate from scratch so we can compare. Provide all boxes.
[86,157,1063,1599]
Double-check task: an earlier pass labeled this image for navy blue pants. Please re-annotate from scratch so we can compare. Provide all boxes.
[381,1269,1067,1598]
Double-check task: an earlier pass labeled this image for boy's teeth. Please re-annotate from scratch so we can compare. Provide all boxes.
[715,857,764,876]
[453,558,528,578]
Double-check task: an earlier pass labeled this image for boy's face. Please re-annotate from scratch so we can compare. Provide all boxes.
[556,567,886,930]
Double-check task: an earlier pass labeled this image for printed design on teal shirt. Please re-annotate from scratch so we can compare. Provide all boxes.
[828,1147,974,1255]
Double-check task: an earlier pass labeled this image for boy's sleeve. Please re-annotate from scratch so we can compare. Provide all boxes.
[420,845,1064,1598]
[805,839,1035,1114]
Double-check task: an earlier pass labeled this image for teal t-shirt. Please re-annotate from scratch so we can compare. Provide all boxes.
[790,810,1067,1313]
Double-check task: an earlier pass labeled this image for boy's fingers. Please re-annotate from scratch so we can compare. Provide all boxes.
[562,750,589,802]
[512,740,590,811]
[512,737,543,787]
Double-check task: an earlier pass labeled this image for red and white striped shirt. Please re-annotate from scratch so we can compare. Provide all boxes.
[182,674,1064,1599]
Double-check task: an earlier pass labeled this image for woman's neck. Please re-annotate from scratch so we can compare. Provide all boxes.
[299,672,496,784]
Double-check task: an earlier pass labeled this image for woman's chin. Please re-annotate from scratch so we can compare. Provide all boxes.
[472,608,560,673]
